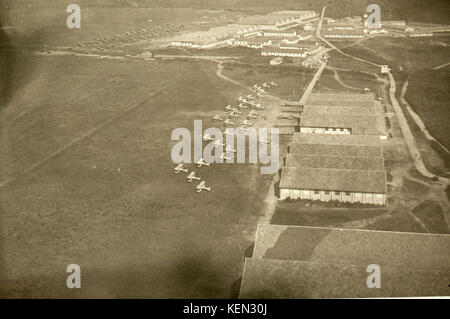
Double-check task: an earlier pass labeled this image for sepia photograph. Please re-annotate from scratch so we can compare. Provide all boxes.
[0,0,449,304]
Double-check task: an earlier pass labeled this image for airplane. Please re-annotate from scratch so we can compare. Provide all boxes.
[196,181,211,193]
[224,119,235,127]
[214,140,225,148]
[247,95,255,100]
[238,96,245,102]
[238,103,248,109]
[224,130,234,137]
[270,81,278,86]
[196,158,210,168]
[228,111,240,119]
[221,153,232,161]
[262,82,271,88]
[239,126,250,133]
[186,171,201,183]
[203,133,215,142]
[174,163,189,174]
[247,111,258,119]
[243,119,253,127]
[225,145,236,153]
[225,104,236,112]
[254,104,265,110]
[257,92,266,98]
[213,115,224,121]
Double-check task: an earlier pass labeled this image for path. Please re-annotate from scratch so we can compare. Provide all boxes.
[433,62,450,70]
[387,71,448,182]
[0,82,176,188]
[400,79,450,155]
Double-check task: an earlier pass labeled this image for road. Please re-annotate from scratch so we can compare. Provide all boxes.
[387,71,448,182]
[299,61,327,104]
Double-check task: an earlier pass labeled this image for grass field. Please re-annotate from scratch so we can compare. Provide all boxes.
[348,37,450,72]
[0,55,278,298]
[406,68,450,150]
[221,62,315,100]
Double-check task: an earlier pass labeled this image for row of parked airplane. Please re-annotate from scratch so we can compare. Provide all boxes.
[174,164,211,193]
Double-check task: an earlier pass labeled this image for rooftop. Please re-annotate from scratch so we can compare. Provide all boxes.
[306,99,377,107]
[289,143,383,157]
[293,133,381,146]
[240,258,450,298]
[302,104,377,115]
[300,113,385,135]
[308,92,375,101]
[285,154,385,171]
[252,225,450,271]
[279,167,387,193]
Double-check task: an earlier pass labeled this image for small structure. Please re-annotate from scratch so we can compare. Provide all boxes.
[381,65,390,74]
[270,57,283,65]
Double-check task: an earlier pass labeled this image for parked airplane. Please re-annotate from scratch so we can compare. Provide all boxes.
[221,153,232,161]
[270,81,278,86]
[238,96,245,102]
[224,130,235,137]
[186,171,201,183]
[247,95,255,100]
[196,158,210,168]
[225,145,236,153]
[213,115,224,121]
[224,119,235,127]
[238,103,248,109]
[262,82,271,88]
[214,140,225,148]
[247,110,258,119]
[203,133,215,142]
[225,104,235,111]
[174,163,188,174]
[196,181,211,193]
[243,119,253,127]
[228,111,240,118]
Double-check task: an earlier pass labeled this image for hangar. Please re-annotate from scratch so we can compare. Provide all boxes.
[279,167,387,204]
[239,225,450,298]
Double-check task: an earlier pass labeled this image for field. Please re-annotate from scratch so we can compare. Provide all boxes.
[345,37,450,72]
[0,54,281,298]
[221,62,315,100]
[406,68,450,150]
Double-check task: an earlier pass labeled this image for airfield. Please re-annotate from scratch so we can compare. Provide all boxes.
[1,3,449,298]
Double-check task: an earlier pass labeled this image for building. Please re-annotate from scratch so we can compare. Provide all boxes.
[263,30,297,37]
[275,119,299,128]
[322,29,365,38]
[279,167,386,204]
[381,65,390,74]
[239,225,450,298]
[293,133,381,146]
[261,48,308,58]
[308,92,375,101]
[302,104,377,115]
[289,142,382,158]
[381,20,406,31]
[270,57,283,65]
[409,31,433,37]
[284,154,385,171]
[303,23,313,31]
[233,37,272,48]
[299,113,386,137]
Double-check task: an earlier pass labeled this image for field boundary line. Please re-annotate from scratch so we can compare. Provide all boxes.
[0,81,177,189]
